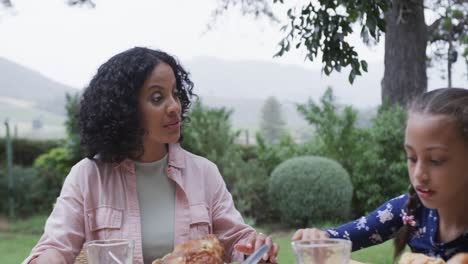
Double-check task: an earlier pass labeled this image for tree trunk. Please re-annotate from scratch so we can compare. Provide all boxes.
[382,0,428,107]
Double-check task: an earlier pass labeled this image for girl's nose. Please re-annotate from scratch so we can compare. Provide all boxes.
[413,162,429,184]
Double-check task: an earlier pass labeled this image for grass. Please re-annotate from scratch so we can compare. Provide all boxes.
[1,215,396,264]
[9,214,47,235]
[0,233,40,264]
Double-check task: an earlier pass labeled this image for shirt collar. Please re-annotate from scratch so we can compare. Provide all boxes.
[115,143,186,172]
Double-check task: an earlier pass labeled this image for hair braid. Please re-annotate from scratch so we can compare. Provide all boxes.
[393,185,420,261]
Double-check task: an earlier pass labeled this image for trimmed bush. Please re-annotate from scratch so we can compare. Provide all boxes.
[269,156,353,228]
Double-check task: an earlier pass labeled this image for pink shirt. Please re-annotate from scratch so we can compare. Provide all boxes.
[23,144,254,264]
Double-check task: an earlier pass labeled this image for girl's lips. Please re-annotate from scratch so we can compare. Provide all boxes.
[415,186,435,199]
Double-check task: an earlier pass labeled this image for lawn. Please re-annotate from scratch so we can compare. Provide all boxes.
[0,233,40,264]
[1,215,396,264]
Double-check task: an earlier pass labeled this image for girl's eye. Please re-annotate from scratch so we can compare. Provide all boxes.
[430,159,445,166]
[407,157,417,164]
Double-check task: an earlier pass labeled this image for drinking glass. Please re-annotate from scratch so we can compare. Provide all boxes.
[84,239,134,264]
[291,239,352,264]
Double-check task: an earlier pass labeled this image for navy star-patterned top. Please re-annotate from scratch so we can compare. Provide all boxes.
[326,194,468,261]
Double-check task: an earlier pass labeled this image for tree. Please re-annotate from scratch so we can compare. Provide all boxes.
[216,0,468,106]
[427,1,468,88]
[1,0,95,8]
[259,96,285,144]
[297,87,360,177]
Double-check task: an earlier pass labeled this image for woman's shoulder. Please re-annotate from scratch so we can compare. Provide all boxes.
[66,157,115,182]
[71,157,107,172]
[182,149,219,171]
[171,144,219,171]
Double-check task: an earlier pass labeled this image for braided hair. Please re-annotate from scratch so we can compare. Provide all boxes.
[393,185,421,259]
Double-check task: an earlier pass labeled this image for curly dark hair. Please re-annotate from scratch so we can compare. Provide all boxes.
[78,47,195,163]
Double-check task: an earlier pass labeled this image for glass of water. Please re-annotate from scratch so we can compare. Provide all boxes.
[84,239,134,264]
[292,239,352,264]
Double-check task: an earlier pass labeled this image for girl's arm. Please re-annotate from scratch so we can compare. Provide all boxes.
[293,194,408,252]
[326,194,408,251]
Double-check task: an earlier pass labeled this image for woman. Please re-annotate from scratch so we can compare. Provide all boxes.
[23,47,278,264]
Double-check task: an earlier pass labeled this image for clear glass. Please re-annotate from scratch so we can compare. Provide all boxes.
[84,239,134,264]
[291,239,352,264]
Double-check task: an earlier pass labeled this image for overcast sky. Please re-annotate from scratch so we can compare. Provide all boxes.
[0,0,466,107]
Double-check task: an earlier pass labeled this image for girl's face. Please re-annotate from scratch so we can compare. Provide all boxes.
[405,113,468,209]
[138,62,182,149]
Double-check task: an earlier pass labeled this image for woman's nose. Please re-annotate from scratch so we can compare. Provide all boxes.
[167,96,181,114]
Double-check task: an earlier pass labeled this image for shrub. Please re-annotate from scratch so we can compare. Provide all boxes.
[269,156,353,228]
[0,138,61,167]
[33,147,75,212]
[0,166,46,217]
[229,159,273,224]
[352,102,408,214]
[256,133,303,176]
[181,101,242,187]
[297,87,362,179]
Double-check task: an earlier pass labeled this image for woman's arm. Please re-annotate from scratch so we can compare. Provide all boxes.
[208,162,278,262]
[29,248,67,264]
[22,164,86,264]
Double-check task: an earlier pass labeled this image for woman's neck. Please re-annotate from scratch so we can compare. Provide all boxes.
[136,143,168,162]
[437,196,468,243]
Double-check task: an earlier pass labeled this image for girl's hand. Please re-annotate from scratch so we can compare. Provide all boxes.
[234,232,279,263]
[292,228,330,240]
[447,253,468,264]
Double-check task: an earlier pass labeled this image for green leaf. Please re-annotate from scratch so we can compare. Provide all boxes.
[361,60,368,72]
[348,69,356,84]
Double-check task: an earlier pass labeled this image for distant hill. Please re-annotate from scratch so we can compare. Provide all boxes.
[0,56,378,140]
[186,57,384,107]
[0,57,79,115]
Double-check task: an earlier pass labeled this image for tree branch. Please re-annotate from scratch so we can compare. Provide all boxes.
[427,17,444,43]
[1,0,12,7]
[427,17,442,36]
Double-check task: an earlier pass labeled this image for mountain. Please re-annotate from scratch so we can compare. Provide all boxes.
[0,57,79,115]
[186,57,384,108]
[0,56,381,139]
[186,57,383,135]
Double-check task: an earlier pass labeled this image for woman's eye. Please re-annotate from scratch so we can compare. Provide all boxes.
[151,93,162,103]
[407,157,417,163]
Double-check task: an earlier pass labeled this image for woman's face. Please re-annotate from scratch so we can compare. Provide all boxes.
[405,113,468,209]
[138,62,181,149]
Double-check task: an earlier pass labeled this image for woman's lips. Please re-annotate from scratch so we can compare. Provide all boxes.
[165,121,180,130]
[415,186,435,199]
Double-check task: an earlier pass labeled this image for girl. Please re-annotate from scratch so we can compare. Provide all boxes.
[293,88,468,262]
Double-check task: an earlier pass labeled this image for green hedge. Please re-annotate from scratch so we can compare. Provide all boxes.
[269,156,353,227]
[0,166,47,217]
[0,138,61,167]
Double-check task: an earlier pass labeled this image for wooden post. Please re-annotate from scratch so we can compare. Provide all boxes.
[4,120,15,220]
